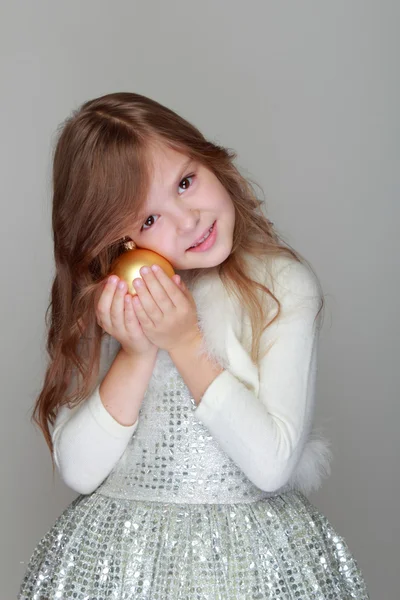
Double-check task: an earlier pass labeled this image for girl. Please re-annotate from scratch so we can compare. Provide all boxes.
[19,92,369,599]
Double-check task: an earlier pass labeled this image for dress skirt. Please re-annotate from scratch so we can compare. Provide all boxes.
[18,489,369,599]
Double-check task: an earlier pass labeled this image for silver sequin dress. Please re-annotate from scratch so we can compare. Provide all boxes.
[19,349,369,599]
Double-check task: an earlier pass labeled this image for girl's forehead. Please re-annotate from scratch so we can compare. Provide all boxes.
[147,145,194,191]
[148,144,190,177]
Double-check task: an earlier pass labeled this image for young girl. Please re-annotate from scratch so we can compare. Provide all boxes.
[19,92,369,599]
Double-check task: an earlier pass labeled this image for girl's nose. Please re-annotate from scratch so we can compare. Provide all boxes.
[176,209,200,233]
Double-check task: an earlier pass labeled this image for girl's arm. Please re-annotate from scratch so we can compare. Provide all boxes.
[179,259,324,493]
[52,336,158,495]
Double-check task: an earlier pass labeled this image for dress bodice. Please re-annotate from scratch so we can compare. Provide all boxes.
[96,349,280,504]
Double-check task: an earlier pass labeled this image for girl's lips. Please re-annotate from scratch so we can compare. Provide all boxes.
[186,221,217,252]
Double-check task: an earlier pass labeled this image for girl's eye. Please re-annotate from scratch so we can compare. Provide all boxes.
[178,173,195,195]
[141,173,196,231]
[141,215,158,231]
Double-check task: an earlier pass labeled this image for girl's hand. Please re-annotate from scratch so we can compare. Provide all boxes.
[95,275,157,356]
[131,265,200,352]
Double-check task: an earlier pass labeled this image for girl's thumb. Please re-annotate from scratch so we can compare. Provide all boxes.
[175,275,186,290]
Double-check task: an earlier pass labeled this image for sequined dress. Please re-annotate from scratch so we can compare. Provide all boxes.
[19,349,369,599]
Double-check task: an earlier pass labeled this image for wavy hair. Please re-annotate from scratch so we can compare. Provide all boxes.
[32,92,324,455]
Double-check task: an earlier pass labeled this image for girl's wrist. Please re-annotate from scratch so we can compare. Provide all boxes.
[120,345,158,361]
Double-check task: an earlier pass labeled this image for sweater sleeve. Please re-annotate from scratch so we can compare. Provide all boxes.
[52,335,139,495]
[194,259,322,493]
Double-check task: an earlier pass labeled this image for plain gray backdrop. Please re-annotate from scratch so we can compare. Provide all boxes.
[1,1,398,598]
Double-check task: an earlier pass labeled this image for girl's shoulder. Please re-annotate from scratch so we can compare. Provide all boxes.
[190,251,322,321]
[248,252,322,302]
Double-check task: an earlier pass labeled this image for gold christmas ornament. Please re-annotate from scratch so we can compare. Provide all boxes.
[109,248,176,296]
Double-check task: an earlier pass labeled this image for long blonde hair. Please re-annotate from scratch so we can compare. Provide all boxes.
[32,92,324,455]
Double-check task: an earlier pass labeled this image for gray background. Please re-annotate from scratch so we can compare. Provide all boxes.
[1,1,398,598]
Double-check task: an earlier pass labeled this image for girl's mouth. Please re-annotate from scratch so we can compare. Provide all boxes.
[186,221,217,252]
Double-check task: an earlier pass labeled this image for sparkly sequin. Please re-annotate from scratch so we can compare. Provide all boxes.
[19,350,369,599]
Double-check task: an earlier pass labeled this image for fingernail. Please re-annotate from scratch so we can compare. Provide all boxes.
[108,276,117,284]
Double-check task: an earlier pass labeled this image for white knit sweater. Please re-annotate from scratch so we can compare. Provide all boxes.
[52,254,332,496]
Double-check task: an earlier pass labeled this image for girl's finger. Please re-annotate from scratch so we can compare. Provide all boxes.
[132,294,155,328]
[124,294,141,332]
[138,270,174,314]
[96,276,119,331]
[151,266,185,307]
[109,280,127,332]
[133,276,164,320]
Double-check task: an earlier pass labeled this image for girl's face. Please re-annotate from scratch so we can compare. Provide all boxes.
[128,144,235,271]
